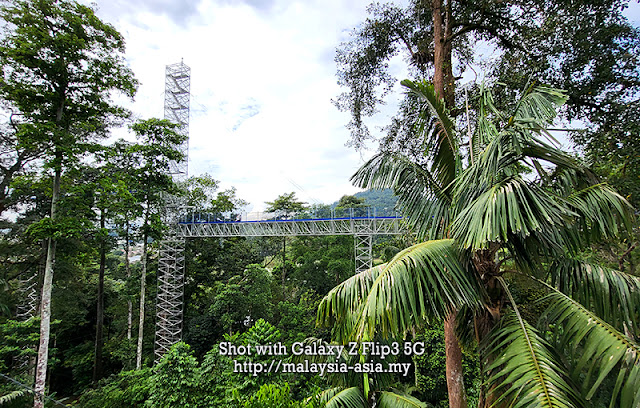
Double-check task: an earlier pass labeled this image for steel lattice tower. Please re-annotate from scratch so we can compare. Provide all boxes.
[354,216,373,274]
[154,61,190,362]
[354,235,373,274]
[16,269,39,321]
[164,62,190,179]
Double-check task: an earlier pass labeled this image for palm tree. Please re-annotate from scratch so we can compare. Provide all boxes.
[299,337,431,408]
[317,80,640,407]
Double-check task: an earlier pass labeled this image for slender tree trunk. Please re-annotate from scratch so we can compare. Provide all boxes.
[93,211,106,382]
[126,217,132,342]
[444,311,468,408]
[136,229,149,370]
[282,237,286,298]
[33,163,61,408]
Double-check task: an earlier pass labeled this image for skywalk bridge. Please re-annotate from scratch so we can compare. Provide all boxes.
[175,207,405,275]
[176,207,404,238]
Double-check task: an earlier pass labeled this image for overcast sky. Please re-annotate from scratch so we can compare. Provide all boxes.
[89,0,411,212]
[90,0,640,212]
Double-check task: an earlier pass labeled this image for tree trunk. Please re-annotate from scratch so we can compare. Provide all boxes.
[33,163,61,408]
[434,2,465,407]
[282,237,286,298]
[444,310,468,408]
[126,217,132,342]
[93,211,106,382]
[472,247,503,408]
[432,0,445,100]
[442,0,455,108]
[136,231,148,370]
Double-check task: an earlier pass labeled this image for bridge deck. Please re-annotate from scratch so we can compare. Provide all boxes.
[177,217,405,237]
[176,208,405,237]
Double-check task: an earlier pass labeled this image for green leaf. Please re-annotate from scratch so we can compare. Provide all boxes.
[350,152,451,240]
[318,387,367,408]
[452,176,573,249]
[378,390,431,407]
[544,290,640,406]
[400,79,460,189]
[486,309,584,408]
[550,258,640,337]
[318,239,483,341]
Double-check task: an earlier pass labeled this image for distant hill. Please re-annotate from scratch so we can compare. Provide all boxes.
[331,189,398,210]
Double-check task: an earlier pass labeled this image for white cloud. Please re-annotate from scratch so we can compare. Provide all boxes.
[92,0,405,211]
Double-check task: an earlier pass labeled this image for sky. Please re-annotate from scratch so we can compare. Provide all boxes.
[90,0,411,212]
[90,0,640,212]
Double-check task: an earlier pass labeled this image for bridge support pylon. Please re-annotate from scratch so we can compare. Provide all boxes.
[354,220,374,274]
[154,239,186,362]
[154,61,190,363]
[354,234,373,274]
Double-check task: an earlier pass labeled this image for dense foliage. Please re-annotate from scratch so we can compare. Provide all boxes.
[0,0,638,407]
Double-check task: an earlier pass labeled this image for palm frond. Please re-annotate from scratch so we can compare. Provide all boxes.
[318,240,483,341]
[473,114,498,161]
[357,239,482,340]
[0,390,28,406]
[545,290,640,406]
[550,258,640,337]
[511,86,568,128]
[350,152,451,239]
[565,182,634,241]
[486,309,584,408]
[520,140,579,170]
[452,176,574,250]
[378,390,431,407]
[318,386,367,408]
[401,79,460,189]
[317,264,385,343]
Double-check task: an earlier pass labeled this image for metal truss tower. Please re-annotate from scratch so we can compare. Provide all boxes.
[354,235,373,274]
[16,269,39,321]
[15,266,40,373]
[163,61,190,180]
[154,61,190,363]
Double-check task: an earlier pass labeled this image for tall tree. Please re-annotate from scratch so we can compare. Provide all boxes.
[73,164,116,383]
[125,118,186,370]
[265,192,308,219]
[319,81,639,407]
[335,194,366,209]
[335,0,640,152]
[81,156,137,382]
[107,142,144,346]
[0,0,137,406]
[265,193,308,298]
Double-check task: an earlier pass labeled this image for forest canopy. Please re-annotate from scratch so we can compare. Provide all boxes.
[1,0,639,408]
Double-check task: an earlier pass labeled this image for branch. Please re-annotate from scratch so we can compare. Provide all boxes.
[449,23,526,53]
[393,27,416,58]
[619,242,638,272]
[9,111,24,131]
